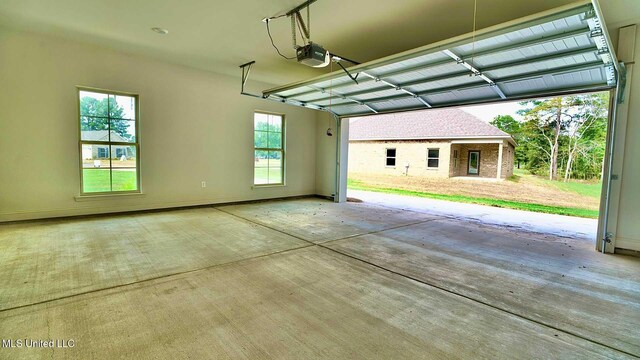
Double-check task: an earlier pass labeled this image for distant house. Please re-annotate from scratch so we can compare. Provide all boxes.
[81,130,133,159]
[348,108,516,179]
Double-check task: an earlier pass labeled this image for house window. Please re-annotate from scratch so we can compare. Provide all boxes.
[98,147,109,158]
[427,148,440,168]
[453,149,458,168]
[386,148,396,167]
[79,88,139,194]
[254,112,284,185]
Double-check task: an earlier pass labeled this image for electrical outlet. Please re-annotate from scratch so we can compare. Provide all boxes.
[201,181,206,188]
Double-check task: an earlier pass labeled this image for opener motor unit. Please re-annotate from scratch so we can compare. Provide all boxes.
[296,42,329,67]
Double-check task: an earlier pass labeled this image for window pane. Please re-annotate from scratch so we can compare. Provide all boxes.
[386,158,396,167]
[81,119,110,142]
[82,168,112,193]
[109,94,136,119]
[254,150,269,185]
[267,132,282,149]
[110,119,136,142]
[386,148,396,157]
[254,130,268,148]
[268,151,283,184]
[428,149,439,158]
[254,113,269,131]
[428,159,439,168]
[81,144,111,192]
[111,145,138,191]
[268,115,282,133]
[79,91,108,117]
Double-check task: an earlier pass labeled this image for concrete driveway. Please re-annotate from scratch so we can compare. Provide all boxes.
[348,189,598,241]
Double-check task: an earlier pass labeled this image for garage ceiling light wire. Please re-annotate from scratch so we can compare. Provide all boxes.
[266,19,296,60]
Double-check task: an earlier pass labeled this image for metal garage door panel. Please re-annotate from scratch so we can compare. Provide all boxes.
[262,0,617,117]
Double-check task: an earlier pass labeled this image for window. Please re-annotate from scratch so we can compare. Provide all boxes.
[79,88,139,194]
[254,112,284,185]
[97,147,109,159]
[453,149,458,168]
[386,148,396,167]
[427,148,440,168]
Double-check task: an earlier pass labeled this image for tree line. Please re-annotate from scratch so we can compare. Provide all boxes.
[490,92,608,182]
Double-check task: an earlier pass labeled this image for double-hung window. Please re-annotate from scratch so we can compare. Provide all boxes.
[79,88,140,194]
[386,148,396,167]
[254,112,284,185]
[427,148,440,168]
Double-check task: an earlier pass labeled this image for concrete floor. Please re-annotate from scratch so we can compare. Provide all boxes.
[0,198,638,359]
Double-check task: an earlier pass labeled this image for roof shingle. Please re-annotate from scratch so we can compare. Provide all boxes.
[349,108,510,141]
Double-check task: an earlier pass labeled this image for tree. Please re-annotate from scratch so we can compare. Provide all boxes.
[561,93,608,181]
[516,93,609,181]
[490,115,525,168]
[518,97,581,180]
[490,115,520,134]
[80,96,131,139]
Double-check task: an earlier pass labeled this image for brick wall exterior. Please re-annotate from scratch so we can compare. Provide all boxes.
[451,143,515,178]
[348,140,452,177]
[349,140,514,179]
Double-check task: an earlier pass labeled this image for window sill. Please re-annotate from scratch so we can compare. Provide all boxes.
[74,192,145,202]
[252,184,286,189]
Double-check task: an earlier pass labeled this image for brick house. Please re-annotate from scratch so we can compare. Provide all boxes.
[348,108,516,179]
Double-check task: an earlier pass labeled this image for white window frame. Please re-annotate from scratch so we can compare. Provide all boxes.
[427,148,440,168]
[385,148,397,168]
[78,87,141,195]
[253,111,285,186]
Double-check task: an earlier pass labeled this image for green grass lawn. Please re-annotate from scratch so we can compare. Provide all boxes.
[348,178,599,218]
[548,180,602,198]
[513,168,602,198]
[254,167,283,184]
[83,169,137,192]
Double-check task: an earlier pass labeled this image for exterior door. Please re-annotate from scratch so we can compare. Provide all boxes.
[468,151,480,175]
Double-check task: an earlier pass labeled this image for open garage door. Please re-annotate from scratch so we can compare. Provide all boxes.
[262,0,618,116]
[253,0,625,253]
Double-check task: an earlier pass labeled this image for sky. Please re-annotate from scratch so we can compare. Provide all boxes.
[460,100,524,123]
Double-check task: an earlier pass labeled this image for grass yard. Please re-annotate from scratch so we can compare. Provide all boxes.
[348,170,601,218]
[83,168,137,192]
[515,174,602,200]
[254,167,283,184]
[254,158,283,184]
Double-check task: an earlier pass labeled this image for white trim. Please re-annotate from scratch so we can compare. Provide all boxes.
[75,193,146,202]
[451,139,506,145]
[351,135,515,146]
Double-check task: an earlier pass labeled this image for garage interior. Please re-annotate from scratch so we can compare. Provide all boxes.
[1,0,639,359]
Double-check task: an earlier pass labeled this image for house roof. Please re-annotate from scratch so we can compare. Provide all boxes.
[81,130,128,142]
[349,108,512,142]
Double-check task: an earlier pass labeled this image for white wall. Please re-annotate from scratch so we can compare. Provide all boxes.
[606,21,640,252]
[315,112,337,198]
[0,27,319,221]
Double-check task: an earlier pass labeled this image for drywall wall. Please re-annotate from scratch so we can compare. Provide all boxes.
[0,27,319,221]
[314,112,337,198]
[607,21,640,252]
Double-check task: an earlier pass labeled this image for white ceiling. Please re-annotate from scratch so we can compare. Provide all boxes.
[0,0,638,87]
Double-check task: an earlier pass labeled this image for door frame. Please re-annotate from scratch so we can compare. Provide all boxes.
[467,150,480,176]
